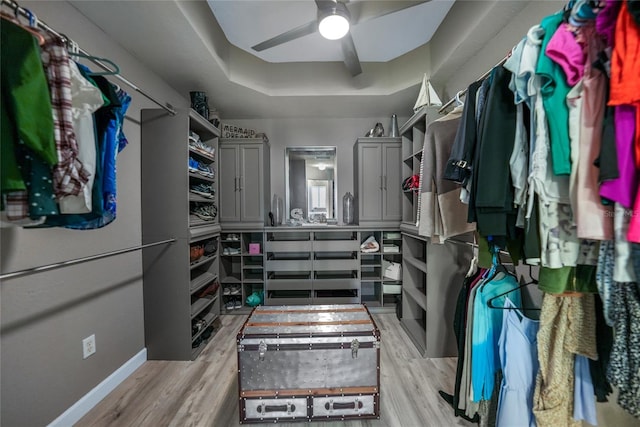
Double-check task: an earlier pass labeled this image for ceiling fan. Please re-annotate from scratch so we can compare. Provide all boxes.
[251,1,427,77]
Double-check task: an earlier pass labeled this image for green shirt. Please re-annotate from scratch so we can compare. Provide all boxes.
[536,13,572,176]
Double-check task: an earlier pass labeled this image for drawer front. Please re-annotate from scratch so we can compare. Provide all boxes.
[266,259,312,271]
[313,240,359,252]
[313,279,360,290]
[383,284,402,294]
[311,394,376,418]
[265,296,313,305]
[314,259,358,271]
[265,240,312,252]
[242,397,308,421]
[266,279,312,290]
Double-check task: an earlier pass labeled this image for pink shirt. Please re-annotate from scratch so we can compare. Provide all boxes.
[546,23,586,86]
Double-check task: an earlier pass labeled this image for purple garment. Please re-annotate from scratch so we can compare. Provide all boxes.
[596,0,622,47]
[600,105,637,208]
[546,23,586,86]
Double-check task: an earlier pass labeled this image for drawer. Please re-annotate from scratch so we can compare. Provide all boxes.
[313,278,360,290]
[311,394,376,418]
[267,279,312,290]
[265,240,312,252]
[265,295,313,305]
[314,259,358,271]
[313,240,359,252]
[383,284,402,294]
[266,259,312,271]
[242,397,308,421]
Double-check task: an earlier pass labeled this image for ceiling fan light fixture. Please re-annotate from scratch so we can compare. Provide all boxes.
[318,3,350,40]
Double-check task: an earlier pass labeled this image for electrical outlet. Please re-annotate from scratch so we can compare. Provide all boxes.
[82,334,96,359]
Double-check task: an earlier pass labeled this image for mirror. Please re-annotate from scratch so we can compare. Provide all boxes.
[285,147,337,223]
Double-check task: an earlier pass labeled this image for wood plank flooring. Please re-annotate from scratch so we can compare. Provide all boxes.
[77,314,473,427]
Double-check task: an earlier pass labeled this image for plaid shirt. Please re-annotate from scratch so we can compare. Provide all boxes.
[40,33,90,198]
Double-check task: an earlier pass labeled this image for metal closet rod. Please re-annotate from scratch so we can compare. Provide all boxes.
[0,238,175,280]
[1,0,176,116]
[438,53,511,114]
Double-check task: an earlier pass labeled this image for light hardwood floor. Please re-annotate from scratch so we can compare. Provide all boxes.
[77,314,473,427]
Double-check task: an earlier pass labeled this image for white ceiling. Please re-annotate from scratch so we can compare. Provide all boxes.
[207,0,454,63]
[67,0,534,119]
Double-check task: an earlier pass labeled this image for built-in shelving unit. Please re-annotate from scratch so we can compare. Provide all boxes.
[359,229,403,310]
[400,232,472,357]
[399,105,441,234]
[141,108,221,360]
[219,231,265,314]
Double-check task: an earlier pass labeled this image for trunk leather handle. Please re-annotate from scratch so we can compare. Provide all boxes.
[257,402,295,414]
[324,399,363,411]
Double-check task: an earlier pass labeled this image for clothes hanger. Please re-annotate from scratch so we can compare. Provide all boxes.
[454,90,464,107]
[0,8,45,46]
[486,264,541,311]
[64,36,121,77]
[67,51,121,76]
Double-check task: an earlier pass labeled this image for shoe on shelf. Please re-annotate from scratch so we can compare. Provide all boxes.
[230,285,241,295]
[204,239,218,255]
[197,162,215,178]
[191,204,217,221]
[190,183,214,198]
[224,300,235,311]
[188,157,199,172]
[223,286,231,295]
[234,299,242,310]
[189,130,201,144]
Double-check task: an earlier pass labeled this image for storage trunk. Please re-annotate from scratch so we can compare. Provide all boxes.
[237,304,381,423]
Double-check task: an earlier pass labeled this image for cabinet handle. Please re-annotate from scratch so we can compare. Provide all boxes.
[234,177,238,191]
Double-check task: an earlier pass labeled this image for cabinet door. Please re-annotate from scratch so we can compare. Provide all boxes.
[240,144,264,223]
[382,143,402,221]
[357,143,383,221]
[219,144,241,222]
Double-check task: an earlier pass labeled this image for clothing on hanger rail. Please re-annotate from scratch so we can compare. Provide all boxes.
[0,0,175,115]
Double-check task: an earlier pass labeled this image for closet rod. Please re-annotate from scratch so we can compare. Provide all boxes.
[0,238,175,280]
[1,0,176,116]
[437,53,511,114]
[447,238,511,257]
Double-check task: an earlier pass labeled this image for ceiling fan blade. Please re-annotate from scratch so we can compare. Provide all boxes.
[251,20,318,52]
[341,33,362,76]
[348,1,427,26]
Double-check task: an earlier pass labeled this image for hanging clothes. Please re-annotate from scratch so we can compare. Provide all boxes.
[418,106,476,242]
[471,271,521,402]
[39,32,90,199]
[537,12,572,176]
[58,61,106,214]
[496,298,540,427]
[0,20,57,221]
[471,66,519,238]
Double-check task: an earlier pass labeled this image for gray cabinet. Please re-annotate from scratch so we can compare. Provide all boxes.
[264,228,360,305]
[141,108,221,360]
[219,138,270,227]
[354,137,402,226]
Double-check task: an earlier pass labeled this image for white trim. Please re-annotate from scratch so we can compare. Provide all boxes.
[47,348,147,427]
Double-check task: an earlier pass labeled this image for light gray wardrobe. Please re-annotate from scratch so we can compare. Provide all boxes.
[353,137,403,227]
[218,138,270,228]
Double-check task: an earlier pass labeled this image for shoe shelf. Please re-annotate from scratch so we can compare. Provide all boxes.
[189,193,215,203]
[219,231,265,314]
[191,294,217,319]
[191,312,217,343]
[190,271,217,294]
[189,146,216,163]
[189,171,215,183]
[357,229,403,311]
[191,317,221,360]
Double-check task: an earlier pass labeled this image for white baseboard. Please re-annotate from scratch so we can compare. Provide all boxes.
[48,348,147,427]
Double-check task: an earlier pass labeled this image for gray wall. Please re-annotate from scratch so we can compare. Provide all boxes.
[0,1,188,426]
[225,116,409,223]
